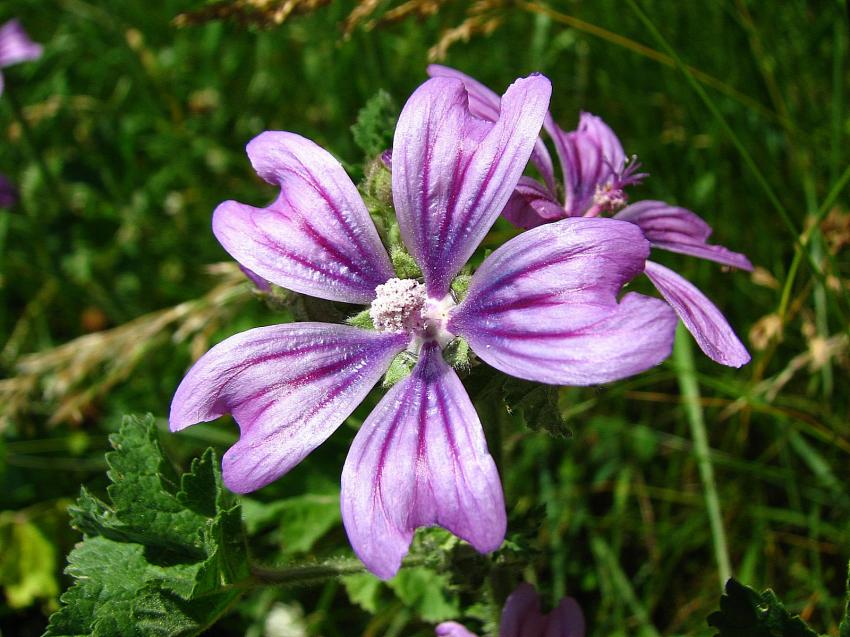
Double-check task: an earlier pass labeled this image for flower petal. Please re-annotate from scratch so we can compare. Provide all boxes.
[213,132,394,304]
[435,622,478,637]
[341,342,505,579]
[502,176,565,230]
[615,200,752,270]
[545,598,586,637]
[170,323,407,493]
[0,19,43,69]
[644,260,750,367]
[392,74,551,297]
[450,218,677,384]
[500,584,547,637]
[426,64,557,192]
[551,113,626,216]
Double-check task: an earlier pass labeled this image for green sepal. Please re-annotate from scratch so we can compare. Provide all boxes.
[346,308,374,330]
[391,246,422,280]
[382,351,416,387]
[706,578,819,637]
[450,274,472,301]
[443,337,472,372]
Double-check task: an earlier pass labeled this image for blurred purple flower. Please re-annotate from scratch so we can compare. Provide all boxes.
[0,19,43,96]
[0,173,18,208]
[429,64,752,368]
[437,583,585,637]
[170,75,676,579]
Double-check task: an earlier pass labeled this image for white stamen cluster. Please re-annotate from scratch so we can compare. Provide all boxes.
[593,183,628,212]
[369,278,427,334]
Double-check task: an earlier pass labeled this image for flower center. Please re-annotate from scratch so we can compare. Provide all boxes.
[370,278,455,347]
[592,183,628,213]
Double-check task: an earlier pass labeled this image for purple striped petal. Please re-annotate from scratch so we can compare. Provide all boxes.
[213,132,394,304]
[392,74,551,297]
[435,622,478,637]
[644,260,750,367]
[427,65,557,193]
[551,113,626,217]
[341,342,505,579]
[0,173,18,208]
[0,20,43,69]
[449,218,677,385]
[615,200,753,270]
[502,176,566,230]
[170,323,407,493]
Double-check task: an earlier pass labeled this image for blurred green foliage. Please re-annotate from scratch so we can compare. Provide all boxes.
[1,0,848,635]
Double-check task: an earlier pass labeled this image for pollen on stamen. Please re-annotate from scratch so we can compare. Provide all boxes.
[369,278,426,334]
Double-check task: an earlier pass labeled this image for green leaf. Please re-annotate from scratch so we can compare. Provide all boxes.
[241,493,340,555]
[502,379,571,439]
[45,414,249,637]
[841,562,850,637]
[706,578,819,637]
[342,572,384,613]
[388,566,460,623]
[351,89,398,158]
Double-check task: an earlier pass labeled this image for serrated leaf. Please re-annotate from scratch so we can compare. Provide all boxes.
[388,566,459,623]
[351,89,398,157]
[706,578,819,637]
[45,414,249,637]
[502,379,571,439]
[342,572,383,613]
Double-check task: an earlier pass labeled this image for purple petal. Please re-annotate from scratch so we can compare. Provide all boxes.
[502,176,565,230]
[644,260,750,367]
[500,584,547,637]
[551,113,627,217]
[426,64,556,192]
[0,20,43,69]
[341,341,505,579]
[238,265,272,292]
[213,132,394,304]
[545,597,586,637]
[170,323,407,493]
[435,622,478,637]
[449,218,677,385]
[615,200,753,270]
[392,75,551,297]
[0,173,18,208]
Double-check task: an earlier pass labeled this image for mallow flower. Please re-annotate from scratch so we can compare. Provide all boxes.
[437,583,585,637]
[0,19,43,96]
[170,74,677,579]
[428,65,753,368]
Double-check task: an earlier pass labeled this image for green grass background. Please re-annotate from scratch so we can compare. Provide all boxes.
[1,0,848,635]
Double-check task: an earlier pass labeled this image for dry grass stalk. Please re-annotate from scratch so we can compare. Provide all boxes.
[0,264,251,429]
[174,0,331,28]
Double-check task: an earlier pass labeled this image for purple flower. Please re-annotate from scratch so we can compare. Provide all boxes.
[0,173,18,208]
[0,19,43,97]
[170,75,676,579]
[437,583,585,637]
[429,65,752,368]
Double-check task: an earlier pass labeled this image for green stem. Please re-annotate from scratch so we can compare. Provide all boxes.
[250,559,369,586]
[674,326,732,588]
